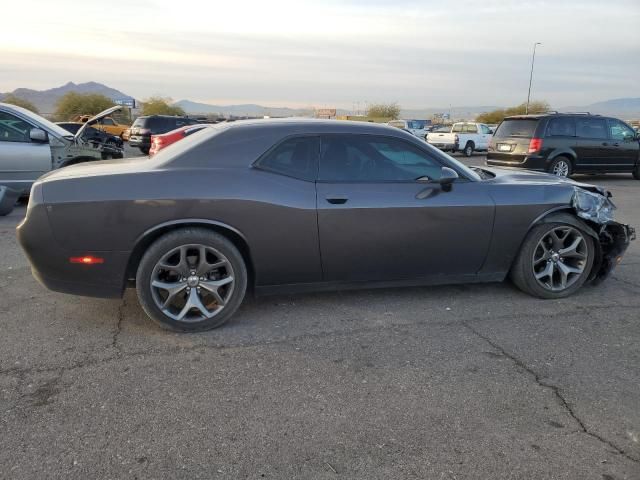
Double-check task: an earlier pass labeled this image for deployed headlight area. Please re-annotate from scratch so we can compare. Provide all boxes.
[572,187,616,224]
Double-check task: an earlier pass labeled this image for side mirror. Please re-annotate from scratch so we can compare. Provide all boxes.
[29,128,48,143]
[439,166,459,191]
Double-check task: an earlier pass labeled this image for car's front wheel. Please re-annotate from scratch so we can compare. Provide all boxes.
[136,228,247,332]
[510,222,594,299]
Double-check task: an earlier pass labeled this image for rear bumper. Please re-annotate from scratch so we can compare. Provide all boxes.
[428,142,458,151]
[486,153,547,171]
[17,204,128,298]
[128,136,150,148]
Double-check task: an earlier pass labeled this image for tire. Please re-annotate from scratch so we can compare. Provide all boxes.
[548,156,572,177]
[510,222,594,299]
[136,228,248,332]
[463,142,474,157]
[633,164,640,180]
[140,147,150,155]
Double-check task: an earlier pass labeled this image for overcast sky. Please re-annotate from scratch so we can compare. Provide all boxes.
[1,0,638,109]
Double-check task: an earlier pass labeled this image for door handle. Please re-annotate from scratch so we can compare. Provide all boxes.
[602,142,609,146]
[326,196,348,205]
[612,142,620,147]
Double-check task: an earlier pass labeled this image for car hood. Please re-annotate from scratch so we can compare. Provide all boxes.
[74,105,123,141]
[478,166,608,196]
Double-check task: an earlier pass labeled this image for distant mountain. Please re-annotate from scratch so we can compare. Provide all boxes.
[175,99,502,120]
[174,99,335,117]
[0,81,134,114]
[559,98,640,118]
[400,106,501,120]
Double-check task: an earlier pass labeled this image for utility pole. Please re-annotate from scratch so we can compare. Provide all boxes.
[526,42,542,114]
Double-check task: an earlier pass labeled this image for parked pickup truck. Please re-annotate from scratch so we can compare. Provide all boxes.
[74,114,130,139]
[426,122,493,157]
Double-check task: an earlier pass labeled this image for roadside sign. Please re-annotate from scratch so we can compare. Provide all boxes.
[114,98,136,108]
[316,108,337,118]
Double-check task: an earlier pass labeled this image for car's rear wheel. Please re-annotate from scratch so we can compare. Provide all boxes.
[463,142,474,157]
[510,222,594,299]
[548,156,572,177]
[136,228,247,332]
[633,163,640,180]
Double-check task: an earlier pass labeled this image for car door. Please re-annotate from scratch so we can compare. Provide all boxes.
[478,124,492,149]
[0,111,51,192]
[252,135,323,285]
[316,134,495,283]
[574,117,611,171]
[607,118,639,171]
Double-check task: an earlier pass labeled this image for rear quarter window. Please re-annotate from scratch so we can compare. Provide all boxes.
[546,117,576,137]
[495,119,539,138]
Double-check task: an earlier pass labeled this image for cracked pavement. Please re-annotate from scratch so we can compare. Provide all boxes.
[1,159,639,479]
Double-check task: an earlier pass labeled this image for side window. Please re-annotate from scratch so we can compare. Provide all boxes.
[546,117,576,137]
[576,118,608,139]
[319,135,443,182]
[464,124,478,133]
[609,119,635,141]
[480,125,491,134]
[101,118,115,126]
[0,112,33,143]
[256,136,319,181]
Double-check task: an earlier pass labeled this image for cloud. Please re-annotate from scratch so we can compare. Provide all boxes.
[1,0,638,108]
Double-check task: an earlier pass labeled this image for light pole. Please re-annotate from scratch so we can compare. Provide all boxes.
[526,42,542,114]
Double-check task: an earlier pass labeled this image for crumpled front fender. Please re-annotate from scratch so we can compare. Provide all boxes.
[591,222,636,285]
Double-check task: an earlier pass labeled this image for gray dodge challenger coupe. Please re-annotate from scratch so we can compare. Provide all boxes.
[17,119,635,331]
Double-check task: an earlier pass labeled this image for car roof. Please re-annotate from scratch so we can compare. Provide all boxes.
[210,118,405,135]
[504,113,606,121]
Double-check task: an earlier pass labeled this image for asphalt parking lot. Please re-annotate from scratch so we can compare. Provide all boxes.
[1,154,639,479]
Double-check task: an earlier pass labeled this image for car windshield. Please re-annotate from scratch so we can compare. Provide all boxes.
[132,118,147,128]
[407,120,426,129]
[495,119,538,137]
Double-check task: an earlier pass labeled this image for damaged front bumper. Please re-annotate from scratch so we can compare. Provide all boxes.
[591,222,636,284]
[571,186,635,284]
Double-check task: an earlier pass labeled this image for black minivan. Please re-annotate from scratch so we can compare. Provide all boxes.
[129,115,199,154]
[486,113,640,179]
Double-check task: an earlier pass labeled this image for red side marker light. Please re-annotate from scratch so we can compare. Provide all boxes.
[69,256,104,265]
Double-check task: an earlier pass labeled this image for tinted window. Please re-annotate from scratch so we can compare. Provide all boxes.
[609,119,635,141]
[494,119,538,138]
[576,118,608,139]
[546,117,576,137]
[319,135,442,182]
[101,118,115,125]
[480,125,491,134]
[257,136,319,181]
[0,112,33,143]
